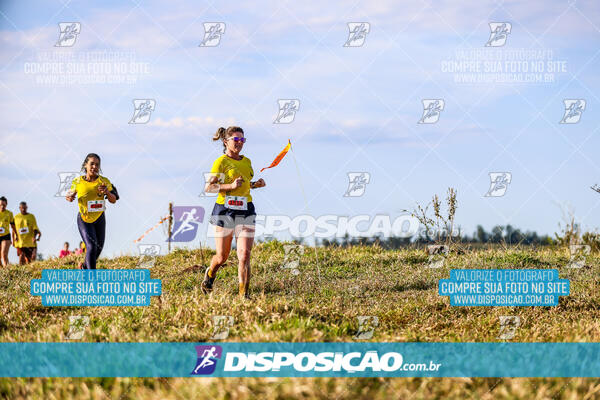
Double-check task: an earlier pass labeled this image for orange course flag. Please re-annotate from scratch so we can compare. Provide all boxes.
[260,139,292,172]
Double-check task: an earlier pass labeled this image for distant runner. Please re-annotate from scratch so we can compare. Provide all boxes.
[66,153,118,269]
[0,196,16,267]
[202,126,266,299]
[13,201,41,265]
[75,241,86,255]
[59,242,71,259]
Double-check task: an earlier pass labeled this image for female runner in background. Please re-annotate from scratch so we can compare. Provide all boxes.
[66,153,118,269]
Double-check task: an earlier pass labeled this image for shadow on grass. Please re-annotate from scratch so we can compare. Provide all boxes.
[392,279,438,292]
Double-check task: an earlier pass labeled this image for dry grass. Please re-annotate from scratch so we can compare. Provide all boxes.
[1,241,600,399]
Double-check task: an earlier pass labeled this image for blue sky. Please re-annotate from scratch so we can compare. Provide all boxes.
[1,0,599,262]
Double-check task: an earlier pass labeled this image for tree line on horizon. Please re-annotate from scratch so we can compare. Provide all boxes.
[312,224,555,249]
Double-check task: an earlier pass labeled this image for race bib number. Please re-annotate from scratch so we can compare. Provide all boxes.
[19,227,29,235]
[225,196,247,211]
[88,200,106,212]
[0,227,4,234]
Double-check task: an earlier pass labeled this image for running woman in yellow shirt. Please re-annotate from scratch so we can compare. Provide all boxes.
[0,196,16,267]
[13,201,41,265]
[66,153,118,269]
[202,126,266,299]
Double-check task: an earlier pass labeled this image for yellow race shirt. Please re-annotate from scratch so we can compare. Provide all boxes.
[13,213,39,248]
[210,154,254,205]
[0,210,14,237]
[70,175,114,223]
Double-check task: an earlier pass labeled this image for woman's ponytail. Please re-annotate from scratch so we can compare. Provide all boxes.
[212,126,244,154]
[212,127,226,141]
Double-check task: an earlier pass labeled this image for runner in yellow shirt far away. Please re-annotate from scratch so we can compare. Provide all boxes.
[66,153,118,269]
[0,196,16,267]
[202,126,266,299]
[13,201,41,265]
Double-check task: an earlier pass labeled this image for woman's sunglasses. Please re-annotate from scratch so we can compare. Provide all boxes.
[227,137,246,143]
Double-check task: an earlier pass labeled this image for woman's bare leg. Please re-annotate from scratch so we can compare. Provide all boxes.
[0,240,10,266]
[209,225,234,276]
[202,225,234,293]
[235,224,255,298]
[18,249,27,265]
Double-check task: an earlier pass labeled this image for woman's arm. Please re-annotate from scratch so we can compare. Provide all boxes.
[10,223,16,243]
[105,191,117,204]
[204,175,222,193]
[205,175,243,193]
[98,184,117,203]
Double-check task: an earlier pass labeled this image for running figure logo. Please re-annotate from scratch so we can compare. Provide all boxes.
[210,316,234,340]
[344,172,370,197]
[418,99,444,124]
[282,244,304,275]
[191,345,222,375]
[169,206,205,242]
[55,172,79,197]
[129,99,156,124]
[485,22,511,47]
[137,244,160,268]
[498,316,520,340]
[66,316,89,340]
[199,23,225,47]
[199,172,225,197]
[273,99,300,124]
[567,244,590,269]
[55,23,81,47]
[485,172,512,197]
[344,22,370,47]
[354,316,378,340]
[427,245,448,268]
[560,99,586,124]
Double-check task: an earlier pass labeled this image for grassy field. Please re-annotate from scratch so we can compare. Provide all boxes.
[1,241,600,399]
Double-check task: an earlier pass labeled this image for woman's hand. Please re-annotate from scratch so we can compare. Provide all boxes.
[252,178,266,189]
[97,184,109,195]
[97,185,117,203]
[66,189,76,202]
[231,176,244,190]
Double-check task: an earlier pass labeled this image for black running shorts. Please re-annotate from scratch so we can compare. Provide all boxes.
[209,201,256,229]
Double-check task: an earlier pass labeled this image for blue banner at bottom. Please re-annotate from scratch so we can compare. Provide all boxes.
[1,343,600,377]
